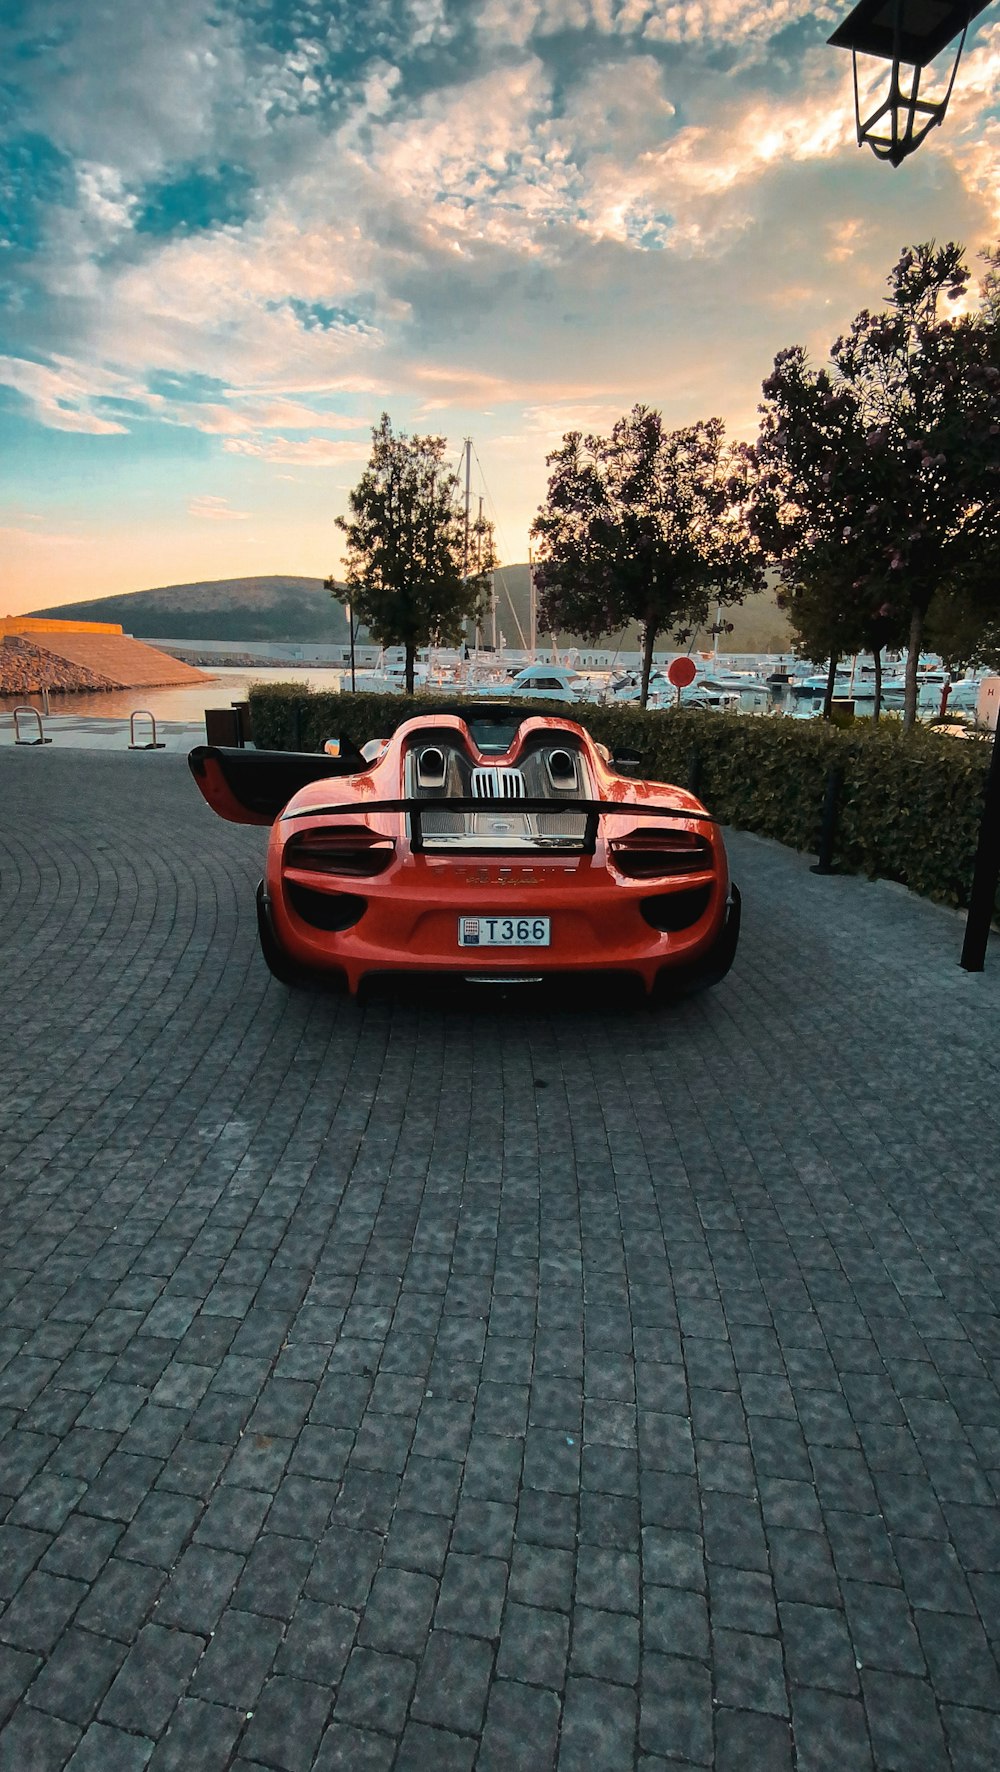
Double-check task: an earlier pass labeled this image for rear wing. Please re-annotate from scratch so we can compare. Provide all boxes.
[188,745,367,826]
[279,795,717,856]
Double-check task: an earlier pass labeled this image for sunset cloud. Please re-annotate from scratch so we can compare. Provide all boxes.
[1,0,998,610]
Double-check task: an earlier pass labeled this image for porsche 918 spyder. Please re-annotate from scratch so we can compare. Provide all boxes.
[189,706,740,999]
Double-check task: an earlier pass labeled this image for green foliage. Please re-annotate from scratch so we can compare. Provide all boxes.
[756,241,1000,726]
[333,414,497,692]
[532,405,765,705]
[248,684,997,915]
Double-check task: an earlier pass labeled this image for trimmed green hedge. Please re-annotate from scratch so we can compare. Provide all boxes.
[247,682,997,915]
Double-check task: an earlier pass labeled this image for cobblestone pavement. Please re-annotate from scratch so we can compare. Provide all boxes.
[2,748,1000,1772]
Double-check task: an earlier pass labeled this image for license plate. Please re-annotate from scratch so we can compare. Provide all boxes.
[458,914,550,947]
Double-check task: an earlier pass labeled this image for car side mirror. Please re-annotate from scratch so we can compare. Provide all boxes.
[613,750,643,776]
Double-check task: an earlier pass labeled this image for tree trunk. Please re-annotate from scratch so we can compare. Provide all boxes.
[405,641,416,697]
[903,608,922,731]
[639,620,656,710]
[822,651,840,721]
[873,647,882,723]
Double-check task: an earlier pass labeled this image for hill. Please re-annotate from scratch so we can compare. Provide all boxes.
[31,569,792,654]
[29,576,350,644]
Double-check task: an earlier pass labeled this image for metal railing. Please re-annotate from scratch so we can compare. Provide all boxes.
[13,706,51,745]
[129,710,165,750]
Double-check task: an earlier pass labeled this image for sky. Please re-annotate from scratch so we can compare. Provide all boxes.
[2,0,1000,616]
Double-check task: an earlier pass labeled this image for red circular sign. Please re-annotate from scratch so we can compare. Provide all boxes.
[667,656,697,688]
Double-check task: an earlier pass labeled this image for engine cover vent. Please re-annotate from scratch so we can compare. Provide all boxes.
[471,767,526,799]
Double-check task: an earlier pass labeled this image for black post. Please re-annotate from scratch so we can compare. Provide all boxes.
[350,614,357,695]
[291,704,302,751]
[811,766,843,875]
[687,749,702,797]
[960,720,1000,972]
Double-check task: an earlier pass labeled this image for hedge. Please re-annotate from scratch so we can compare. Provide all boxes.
[247,682,997,916]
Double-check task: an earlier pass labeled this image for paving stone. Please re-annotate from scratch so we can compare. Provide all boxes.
[497,1601,569,1689]
[190,1608,283,1708]
[153,1543,244,1632]
[779,1600,859,1694]
[306,1526,383,1610]
[333,1645,416,1734]
[26,1627,127,1727]
[146,1698,244,1770]
[569,1606,638,1685]
[860,1669,951,1769]
[640,1653,713,1764]
[575,1545,640,1615]
[791,1686,874,1771]
[63,1720,153,1770]
[940,1702,1000,1772]
[714,1708,794,1771]
[411,1628,495,1732]
[99,1624,203,1735]
[358,1566,438,1657]
[434,1551,508,1637]
[313,1722,396,1770]
[275,1598,358,1685]
[0,1570,86,1654]
[559,1676,638,1769]
[241,1675,332,1772]
[478,1680,561,1771]
[0,1701,80,1770]
[643,1584,709,1661]
[117,1490,202,1568]
[713,1627,789,1716]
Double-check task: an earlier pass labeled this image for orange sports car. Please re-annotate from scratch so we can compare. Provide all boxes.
[189,706,740,1000]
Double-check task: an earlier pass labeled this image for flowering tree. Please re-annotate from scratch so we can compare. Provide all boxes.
[531,405,765,707]
[756,243,1000,727]
[334,414,496,694]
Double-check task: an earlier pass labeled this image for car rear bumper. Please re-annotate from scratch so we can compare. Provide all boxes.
[260,867,740,999]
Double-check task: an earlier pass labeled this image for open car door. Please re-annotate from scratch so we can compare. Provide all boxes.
[188,745,366,826]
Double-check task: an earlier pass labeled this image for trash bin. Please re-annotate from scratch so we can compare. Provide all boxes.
[205,708,242,746]
[230,701,252,745]
[830,698,855,727]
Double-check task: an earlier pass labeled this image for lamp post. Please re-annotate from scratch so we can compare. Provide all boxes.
[829,0,992,166]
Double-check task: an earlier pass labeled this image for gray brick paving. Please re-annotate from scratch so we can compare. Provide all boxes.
[2,746,1000,1767]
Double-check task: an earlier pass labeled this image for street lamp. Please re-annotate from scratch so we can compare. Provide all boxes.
[829,0,992,166]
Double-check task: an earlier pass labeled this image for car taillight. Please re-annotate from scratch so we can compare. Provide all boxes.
[608,828,713,879]
[285,827,396,877]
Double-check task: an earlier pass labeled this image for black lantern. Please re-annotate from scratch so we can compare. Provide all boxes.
[829,0,993,166]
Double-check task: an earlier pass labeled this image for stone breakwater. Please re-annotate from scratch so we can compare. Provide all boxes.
[0,635,115,694]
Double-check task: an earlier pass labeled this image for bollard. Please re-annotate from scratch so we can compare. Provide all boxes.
[961,718,1000,972]
[687,748,702,797]
[129,710,165,750]
[811,766,843,875]
[13,706,51,745]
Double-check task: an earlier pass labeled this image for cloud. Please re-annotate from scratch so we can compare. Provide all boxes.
[2,0,1000,619]
[0,354,130,432]
[221,436,372,465]
[187,494,250,520]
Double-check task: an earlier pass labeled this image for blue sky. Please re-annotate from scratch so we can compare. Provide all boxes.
[2,0,999,612]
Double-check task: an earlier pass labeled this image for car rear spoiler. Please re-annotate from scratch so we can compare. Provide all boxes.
[278,795,717,855]
[188,745,367,826]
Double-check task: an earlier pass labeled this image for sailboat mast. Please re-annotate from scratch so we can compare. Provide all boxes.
[462,439,471,578]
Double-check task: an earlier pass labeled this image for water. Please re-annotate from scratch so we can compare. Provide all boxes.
[0,665,344,723]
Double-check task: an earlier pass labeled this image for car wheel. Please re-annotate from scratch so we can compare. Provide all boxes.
[256,880,308,986]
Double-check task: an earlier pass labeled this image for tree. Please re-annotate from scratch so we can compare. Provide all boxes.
[755,243,1000,727]
[531,405,765,708]
[333,414,497,694]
